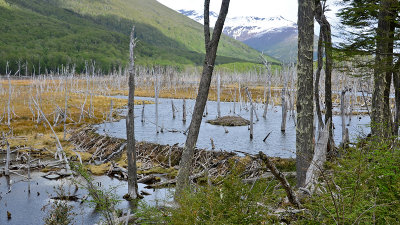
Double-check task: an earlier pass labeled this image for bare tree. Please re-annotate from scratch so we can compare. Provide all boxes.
[126,26,139,199]
[296,0,315,187]
[315,0,334,151]
[175,0,231,197]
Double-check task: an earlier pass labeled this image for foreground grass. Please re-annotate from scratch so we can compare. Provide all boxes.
[135,136,400,224]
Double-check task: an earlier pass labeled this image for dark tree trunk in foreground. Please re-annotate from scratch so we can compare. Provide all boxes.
[371,0,396,137]
[315,0,333,152]
[175,0,231,198]
[127,26,139,199]
[296,0,315,187]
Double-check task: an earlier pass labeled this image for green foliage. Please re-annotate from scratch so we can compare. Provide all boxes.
[42,185,75,225]
[168,165,282,225]
[300,136,400,224]
[0,0,275,74]
[337,0,399,56]
[134,201,170,224]
[70,163,120,224]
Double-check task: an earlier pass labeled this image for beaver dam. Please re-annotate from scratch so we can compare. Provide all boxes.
[70,126,293,185]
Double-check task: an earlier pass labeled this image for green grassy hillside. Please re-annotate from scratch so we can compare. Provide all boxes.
[0,0,278,74]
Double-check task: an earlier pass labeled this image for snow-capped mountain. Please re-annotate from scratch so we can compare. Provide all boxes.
[178,9,301,62]
[179,9,296,41]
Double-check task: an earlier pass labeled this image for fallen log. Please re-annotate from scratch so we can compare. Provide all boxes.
[148,171,205,188]
[242,171,296,184]
[138,175,160,184]
[258,151,301,208]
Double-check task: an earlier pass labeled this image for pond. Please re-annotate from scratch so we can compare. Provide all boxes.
[0,171,172,225]
[97,96,371,158]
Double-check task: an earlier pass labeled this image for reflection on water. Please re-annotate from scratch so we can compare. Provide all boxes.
[97,97,371,158]
[0,172,172,225]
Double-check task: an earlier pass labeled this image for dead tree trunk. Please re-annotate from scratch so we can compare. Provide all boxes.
[176,0,231,197]
[155,74,159,133]
[315,0,333,151]
[171,100,176,119]
[261,55,272,119]
[182,99,186,123]
[250,106,254,140]
[4,134,10,176]
[245,87,259,121]
[296,0,315,187]
[7,64,11,126]
[63,75,68,140]
[126,26,139,199]
[315,30,324,130]
[393,60,400,135]
[141,101,145,123]
[305,119,330,193]
[281,73,288,132]
[217,73,221,118]
[341,90,349,147]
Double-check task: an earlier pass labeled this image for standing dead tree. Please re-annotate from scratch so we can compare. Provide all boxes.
[176,0,231,197]
[245,87,259,121]
[126,26,140,199]
[281,71,288,132]
[6,62,12,126]
[260,55,272,119]
[315,30,324,132]
[304,119,331,193]
[217,74,221,118]
[315,0,334,151]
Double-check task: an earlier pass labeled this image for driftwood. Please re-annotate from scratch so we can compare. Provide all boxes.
[258,151,301,208]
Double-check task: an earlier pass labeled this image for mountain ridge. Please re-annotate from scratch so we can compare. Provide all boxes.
[176,8,315,63]
[0,0,278,74]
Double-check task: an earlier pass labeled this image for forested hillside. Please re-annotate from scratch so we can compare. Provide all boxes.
[0,0,277,74]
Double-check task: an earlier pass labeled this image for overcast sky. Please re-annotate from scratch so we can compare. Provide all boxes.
[158,0,341,25]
